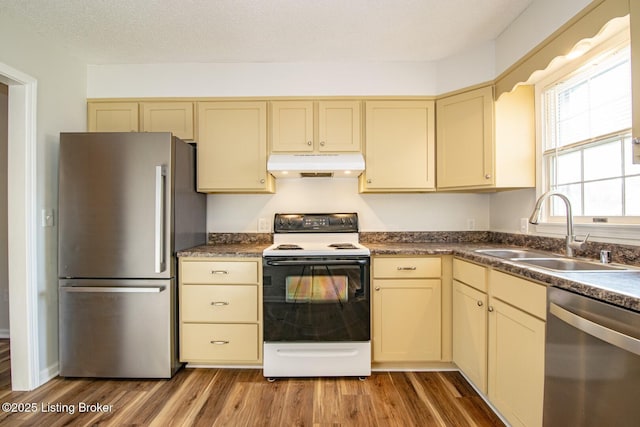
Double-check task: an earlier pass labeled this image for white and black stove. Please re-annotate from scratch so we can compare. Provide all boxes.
[262,213,371,379]
[263,213,370,257]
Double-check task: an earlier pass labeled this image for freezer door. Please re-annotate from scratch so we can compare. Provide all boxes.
[58,132,174,279]
[59,279,179,378]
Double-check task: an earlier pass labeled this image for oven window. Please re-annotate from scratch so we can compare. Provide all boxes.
[263,258,370,342]
[286,275,348,303]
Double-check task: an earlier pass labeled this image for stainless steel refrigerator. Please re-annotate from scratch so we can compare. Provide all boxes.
[58,132,206,378]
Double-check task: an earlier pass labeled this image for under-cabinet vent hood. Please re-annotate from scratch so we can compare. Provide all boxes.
[267,153,365,178]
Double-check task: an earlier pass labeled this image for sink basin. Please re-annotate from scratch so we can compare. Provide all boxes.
[515,258,627,272]
[475,248,558,259]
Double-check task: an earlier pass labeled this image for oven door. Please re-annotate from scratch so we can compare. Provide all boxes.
[263,256,370,342]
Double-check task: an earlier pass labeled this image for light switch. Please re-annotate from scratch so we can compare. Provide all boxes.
[42,208,54,227]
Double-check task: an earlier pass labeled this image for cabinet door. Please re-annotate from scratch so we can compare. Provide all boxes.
[197,101,274,193]
[372,279,441,362]
[141,102,194,140]
[488,297,545,427]
[452,280,487,394]
[436,86,494,188]
[632,0,640,163]
[270,101,314,152]
[361,100,435,192]
[318,100,361,152]
[87,102,139,132]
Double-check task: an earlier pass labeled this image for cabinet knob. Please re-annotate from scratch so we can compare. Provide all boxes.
[488,306,494,312]
[375,286,381,291]
[307,141,313,146]
[485,174,492,179]
[260,178,265,184]
[367,179,372,184]
[320,141,325,146]
[633,137,640,145]
[477,300,483,307]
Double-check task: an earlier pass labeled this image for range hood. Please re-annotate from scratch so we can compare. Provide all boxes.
[267,153,365,178]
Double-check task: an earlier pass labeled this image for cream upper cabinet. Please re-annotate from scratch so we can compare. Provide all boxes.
[318,101,361,152]
[631,0,640,163]
[436,85,535,190]
[197,101,274,193]
[87,102,139,132]
[270,101,314,152]
[140,102,194,141]
[372,257,442,362]
[270,100,361,153]
[360,100,435,192]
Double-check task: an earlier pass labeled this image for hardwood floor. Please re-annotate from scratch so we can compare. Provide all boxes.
[0,340,503,426]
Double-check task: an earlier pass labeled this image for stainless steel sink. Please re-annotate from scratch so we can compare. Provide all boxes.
[515,258,627,272]
[475,248,558,259]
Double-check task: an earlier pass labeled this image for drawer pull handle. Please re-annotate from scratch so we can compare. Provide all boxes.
[211,270,229,275]
[210,301,230,306]
[397,266,417,271]
[210,340,230,345]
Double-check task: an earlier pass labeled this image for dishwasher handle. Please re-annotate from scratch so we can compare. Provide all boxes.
[61,286,166,294]
[550,302,640,357]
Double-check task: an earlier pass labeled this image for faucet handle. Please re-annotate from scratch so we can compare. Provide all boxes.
[570,233,590,250]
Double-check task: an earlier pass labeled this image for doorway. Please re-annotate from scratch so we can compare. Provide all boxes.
[0,63,39,391]
[0,83,7,341]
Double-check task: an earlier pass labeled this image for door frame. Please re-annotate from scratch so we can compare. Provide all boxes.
[0,61,40,391]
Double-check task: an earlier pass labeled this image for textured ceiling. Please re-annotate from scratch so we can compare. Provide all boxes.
[0,0,534,64]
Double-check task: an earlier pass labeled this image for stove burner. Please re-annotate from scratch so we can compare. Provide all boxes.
[328,243,358,250]
[275,244,303,250]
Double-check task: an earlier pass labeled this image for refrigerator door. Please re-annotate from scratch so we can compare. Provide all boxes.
[59,279,179,378]
[59,132,174,279]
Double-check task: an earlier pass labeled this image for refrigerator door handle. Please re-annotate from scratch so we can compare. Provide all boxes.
[61,286,166,293]
[155,165,167,273]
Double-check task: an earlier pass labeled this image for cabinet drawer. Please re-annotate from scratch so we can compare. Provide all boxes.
[181,260,259,284]
[181,285,258,323]
[490,270,546,320]
[373,257,441,278]
[181,324,259,362]
[453,258,487,292]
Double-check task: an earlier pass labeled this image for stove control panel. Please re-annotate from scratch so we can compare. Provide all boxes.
[273,213,358,233]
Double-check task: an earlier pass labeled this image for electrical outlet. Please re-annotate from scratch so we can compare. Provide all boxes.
[258,217,270,232]
[520,218,529,234]
[466,218,475,230]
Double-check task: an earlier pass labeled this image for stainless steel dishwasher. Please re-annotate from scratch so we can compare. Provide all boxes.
[544,287,640,426]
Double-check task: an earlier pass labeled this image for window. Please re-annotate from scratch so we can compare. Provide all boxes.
[539,35,635,223]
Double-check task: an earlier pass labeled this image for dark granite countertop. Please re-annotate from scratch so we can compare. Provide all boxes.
[178,243,269,258]
[178,239,640,312]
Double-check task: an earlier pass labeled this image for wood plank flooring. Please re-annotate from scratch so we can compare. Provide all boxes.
[0,340,504,426]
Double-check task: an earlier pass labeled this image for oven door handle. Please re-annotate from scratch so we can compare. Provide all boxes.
[265,259,369,267]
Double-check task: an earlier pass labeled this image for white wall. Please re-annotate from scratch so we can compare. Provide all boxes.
[0,10,87,383]
[208,178,490,232]
[494,0,593,74]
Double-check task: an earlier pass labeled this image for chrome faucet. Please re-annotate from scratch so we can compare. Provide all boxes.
[529,190,589,257]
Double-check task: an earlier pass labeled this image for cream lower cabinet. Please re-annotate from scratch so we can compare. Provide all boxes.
[488,270,546,427]
[179,257,263,365]
[453,258,546,427]
[372,256,442,362]
[197,101,274,193]
[359,100,436,192]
